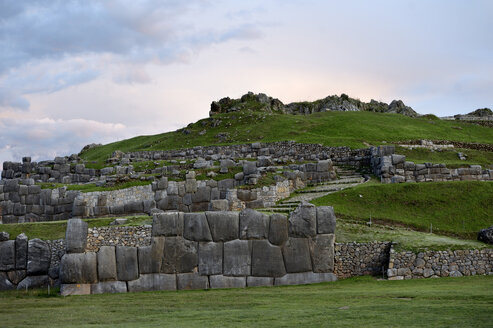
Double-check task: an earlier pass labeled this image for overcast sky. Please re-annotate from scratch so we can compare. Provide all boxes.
[1,0,492,164]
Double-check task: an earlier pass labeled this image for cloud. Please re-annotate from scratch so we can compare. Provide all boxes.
[0,117,130,164]
[0,0,263,110]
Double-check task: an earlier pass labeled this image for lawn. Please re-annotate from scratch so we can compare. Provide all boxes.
[396,146,493,168]
[311,181,493,239]
[80,110,493,162]
[0,276,492,327]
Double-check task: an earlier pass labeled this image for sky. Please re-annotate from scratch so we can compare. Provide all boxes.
[1,0,492,164]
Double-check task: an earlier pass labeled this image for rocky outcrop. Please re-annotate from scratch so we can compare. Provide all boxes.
[478,226,493,244]
[210,92,418,117]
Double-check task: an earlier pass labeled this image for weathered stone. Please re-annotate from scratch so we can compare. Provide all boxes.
[0,231,9,241]
[116,246,139,281]
[91,281,127,294]
[208,199,230,211]
[224,239,251,276]
[97,246,117,281]
[317,160,331,172]
[152,212,183,237]
[478,226,493,244]
[268,214,288,246]
[237,189,257,202]
[209,275,246,289]
[0,240,15,271]
[17,275,50,290]
[138,246,153,274]
[191,186,211,203]
[288,202,317,238]
[316,206,336,234]
[391,154,406,165]
[282,238,312,273]
[0,272,14,290]
[149,237,165,273]
[7,270,26,285]
[60,283,92,296]
[60,252,97,284]
[127,273,177,292]
[65,218,88,253]
[161,237,198,273]
[27,239,51,275]
[251,240,286,277]
[274,272,337,286]
[246,276,274,287]
[183,213,212,241]
[206,211,239,242]
[239,208,269,239]
[243,161,257,175]
[176,273,209,290]
[198,242,223,275]
[309,234,335,273]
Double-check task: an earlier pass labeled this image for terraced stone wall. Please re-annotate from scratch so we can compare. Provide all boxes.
[59,204,338,295]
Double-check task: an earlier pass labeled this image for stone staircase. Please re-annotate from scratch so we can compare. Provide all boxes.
[261,166,367,214]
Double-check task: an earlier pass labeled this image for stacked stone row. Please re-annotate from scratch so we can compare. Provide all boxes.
[334,242,391,278]
[370,146,493,183]
[387,247,493,280]
[59,204,337,295]
[0,232,63,290]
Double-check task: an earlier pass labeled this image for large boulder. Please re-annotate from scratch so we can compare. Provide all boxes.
[223,240,251,276]
[152,212,183,237]
[15,233,28,269]
[251,240,286,277]
[116,246,139,281]
[288,202,317,238]
[127,273,176,292]
[97,246,117,281]
[281,238,312,273]
[478,226,493,244]
[183,213,212,242]
[206,211,239,241]
[316,207,336,234]
[161,237,198,273]
[60,252,97,283]
[239,208,269,240]
[268,214,288,246]
[0,240,15,271]
[198,242,223,275]
[176,273,209,290]
[27,239,51,275]
[65,218,88,253]
[309,234,335,273]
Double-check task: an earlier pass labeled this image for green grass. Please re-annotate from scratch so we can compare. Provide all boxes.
[0,216,151,240]
[0,276,492,327]
[311,181,493,239]
[396,146,493,168]
[37,180,152,193]
[80,111,493,162]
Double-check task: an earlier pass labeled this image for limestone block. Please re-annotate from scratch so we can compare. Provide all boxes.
[127,273,176,292]
[27,239,51,275]
[282,238,312,273]
[243,161,257,175]
[0,240,15,271]
[91,281,127,294]
[210,275,246,289]
[309,234,335,273]
[185,179,198,193]
[316,206,336,234]
[191,186,211,203]
[65,218,88,253]
[184,213,213,242]
[176,273,209,290]
[97,246,117,281]
[274,272,337,286]
[208,199,230,212]
[239,208,269,240]
[124,201,143,213]
[60,252,97,283]
[251,240,286,277]
[317,160,332,172]
[60,283,92,296]
[246,276,274,287]
[198,242,223,276]
[237,189,257,202]
[152,212,183,237]
[138,246,153,274]
[268,214,288,246]
[224,239,251,276]
[116,246,139,281]
[206,211,239,242]
[161,237,198,273]
[288,203,317,238]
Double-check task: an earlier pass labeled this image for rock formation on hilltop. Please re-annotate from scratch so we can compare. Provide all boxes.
[210,92,418,117]
[467,108,493,117]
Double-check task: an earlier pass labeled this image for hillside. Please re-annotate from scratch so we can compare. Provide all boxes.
[80,109,493,162]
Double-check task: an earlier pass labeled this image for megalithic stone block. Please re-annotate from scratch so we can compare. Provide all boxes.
[27,239,51,275]
[97,246,117,281]
[281,238,312,273]
[268,214,288,246]
[206,211,239,242]
[116,246,139,281]
[274,272,337,286]
[65,218,88,253]
[183,213,212,242]
[60,252,97,284]
[15,233,28,269]
[239,208,269,240]
[127,273,177,292]
[198,242,223,276]
[223,239,251,276]
[152,212,183,237]
[0,240,15,271]
[251,240,286,277]
[161,237,198,274]
[316,206,336,234]
[309,234,335,273]
[91,281,127,294]
[209,275,246,289]
[176,273,209,290]
[288,202,316,238]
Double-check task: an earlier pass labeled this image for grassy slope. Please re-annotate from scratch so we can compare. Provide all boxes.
[0,216,151,240]
[397,146,493,168]
[80,111,493,162]
[312,181,493,239]
[1,276,492,327]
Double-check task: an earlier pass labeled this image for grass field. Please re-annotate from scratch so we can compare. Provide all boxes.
[0,276,492,327]
[396,146,493,168]
[312,181,493,239]
[80,110,493,162]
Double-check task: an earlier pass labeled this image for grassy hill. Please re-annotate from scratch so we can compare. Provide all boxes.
[80,110,493,162]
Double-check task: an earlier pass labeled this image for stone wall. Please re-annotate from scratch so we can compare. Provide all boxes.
[0,232,64,290]
[334,242,391,278]
[86,225,152,252]
[370,146,493,183]
[387,246,493,280]
[59,204,338,295]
